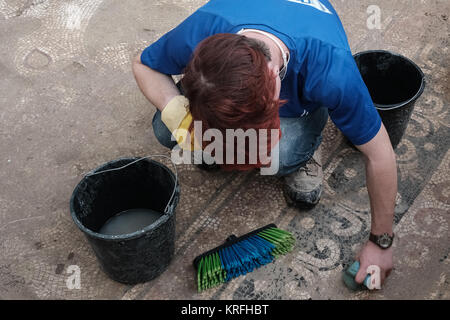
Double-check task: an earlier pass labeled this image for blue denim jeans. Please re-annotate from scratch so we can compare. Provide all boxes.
[152,107,329,176]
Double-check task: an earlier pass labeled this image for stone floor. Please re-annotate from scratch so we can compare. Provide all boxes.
[0,0,448,300]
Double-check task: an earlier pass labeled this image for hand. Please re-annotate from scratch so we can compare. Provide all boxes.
[355,240,393,288]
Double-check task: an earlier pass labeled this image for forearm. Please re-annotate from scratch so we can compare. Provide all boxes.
[364,151,397,235]
[132,55,180,111]
[357,124,397,235]
[355,125,396,284]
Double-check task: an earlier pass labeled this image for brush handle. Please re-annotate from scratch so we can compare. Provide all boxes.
[225,235,238,242]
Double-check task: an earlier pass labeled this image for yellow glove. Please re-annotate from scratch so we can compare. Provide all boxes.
[161,95,199,150]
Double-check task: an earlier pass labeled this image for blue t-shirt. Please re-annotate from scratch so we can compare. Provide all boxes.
[141,0,381,145]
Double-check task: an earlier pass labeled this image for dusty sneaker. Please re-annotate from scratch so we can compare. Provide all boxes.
[283,146,323,208]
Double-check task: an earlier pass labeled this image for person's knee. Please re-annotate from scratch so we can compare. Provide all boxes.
[152,111,177,149]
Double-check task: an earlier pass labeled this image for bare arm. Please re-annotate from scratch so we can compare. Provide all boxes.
[356,123,397,236]
[354,123,397,285]
[132,54,181,111]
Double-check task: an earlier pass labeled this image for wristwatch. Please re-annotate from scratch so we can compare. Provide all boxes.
[369,232,394,249]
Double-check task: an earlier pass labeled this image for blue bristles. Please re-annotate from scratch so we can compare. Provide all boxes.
[195,225,295,292]
[219,235,276,281]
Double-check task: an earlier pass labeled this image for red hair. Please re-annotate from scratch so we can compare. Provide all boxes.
[181,33,285,170]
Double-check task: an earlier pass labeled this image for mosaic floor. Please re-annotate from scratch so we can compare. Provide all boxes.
[0,0,448,299]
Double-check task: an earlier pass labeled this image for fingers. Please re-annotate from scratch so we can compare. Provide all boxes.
[355,263,384,288]
[354,261,368,284]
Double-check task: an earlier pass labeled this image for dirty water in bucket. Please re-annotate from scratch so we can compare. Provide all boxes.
[98,208,162,236]
[70,157,180,284]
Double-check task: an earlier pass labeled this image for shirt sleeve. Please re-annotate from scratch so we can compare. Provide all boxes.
[140,10,219,75]
[300,41,382,145]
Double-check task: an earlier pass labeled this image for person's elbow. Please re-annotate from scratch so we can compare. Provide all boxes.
[371,145,396,168]
[358,125,396,166]
[132,53,142,74]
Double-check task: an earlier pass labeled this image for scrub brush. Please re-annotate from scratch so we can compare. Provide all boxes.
[342,261,372,290]
[193,223,295,292]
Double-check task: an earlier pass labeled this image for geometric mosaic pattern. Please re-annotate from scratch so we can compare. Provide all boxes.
[0,0,448,299]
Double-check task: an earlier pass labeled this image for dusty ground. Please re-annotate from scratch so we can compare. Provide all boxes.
[0,0,449,300]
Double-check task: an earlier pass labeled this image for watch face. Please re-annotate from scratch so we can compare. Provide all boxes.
[379,234,391,248]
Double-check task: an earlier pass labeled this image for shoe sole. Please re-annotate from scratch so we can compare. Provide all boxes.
[283,184,322,210]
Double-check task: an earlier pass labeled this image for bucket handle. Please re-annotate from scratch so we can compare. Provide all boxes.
[84,155,179,215]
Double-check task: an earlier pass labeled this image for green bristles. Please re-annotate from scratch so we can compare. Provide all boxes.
[195,226,295,292]
[257,227,295,257]
[197,251,226,291]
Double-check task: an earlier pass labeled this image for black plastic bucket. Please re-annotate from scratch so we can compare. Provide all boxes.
[354,50,425,148]
[70,156,180,284]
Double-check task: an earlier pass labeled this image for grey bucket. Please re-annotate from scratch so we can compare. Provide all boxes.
[69,156,180,284]
[354,50,425,148]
